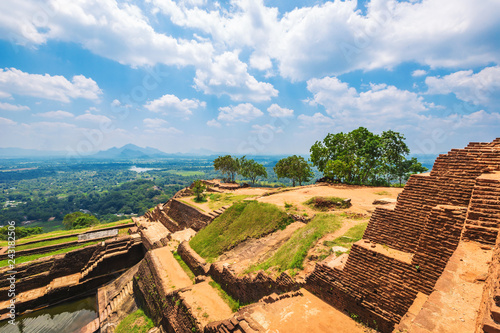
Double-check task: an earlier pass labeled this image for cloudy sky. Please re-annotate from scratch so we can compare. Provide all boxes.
[0,0,499,156]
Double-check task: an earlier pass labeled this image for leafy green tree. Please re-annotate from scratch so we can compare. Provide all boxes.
[192,180,206,201]
[63,212,99,229]
[380,130,410,183]
[213,155,240,182]
[274,155,313,187]
[0,226,43,240]
[240,158,267,184]
[310,127,426,185]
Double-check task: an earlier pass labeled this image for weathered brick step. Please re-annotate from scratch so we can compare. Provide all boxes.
[483,316,500,333]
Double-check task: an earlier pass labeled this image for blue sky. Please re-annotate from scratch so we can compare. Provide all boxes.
[0,0,499,157]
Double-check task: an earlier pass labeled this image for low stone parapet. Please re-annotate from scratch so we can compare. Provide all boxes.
[209,263,302,305]
[177,241,210,276]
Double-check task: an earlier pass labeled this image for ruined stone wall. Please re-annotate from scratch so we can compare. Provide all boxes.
[145,199,213,233]
[306,245,417,333]
[168,199,212,231]
[0,244,96,296]
[209,263,301,305]
[177,241,210,276]
[133,254,200,333]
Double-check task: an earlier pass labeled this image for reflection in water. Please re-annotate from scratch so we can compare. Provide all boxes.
[0,296,97,333]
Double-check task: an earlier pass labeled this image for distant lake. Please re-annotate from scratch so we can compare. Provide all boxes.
[129,166,159,173]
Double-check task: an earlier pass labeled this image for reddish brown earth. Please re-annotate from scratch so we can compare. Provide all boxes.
[247,289,374,333]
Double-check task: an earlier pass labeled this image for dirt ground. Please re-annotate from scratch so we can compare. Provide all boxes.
[248,289,375,333]
[257,183,402,215]
[180,280,233,327]
[217,222,306,274]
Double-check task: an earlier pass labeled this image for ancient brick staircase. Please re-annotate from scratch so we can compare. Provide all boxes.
[306,139,500,333]
[144,196,223,233]
[207,205,229,219]
[80,235,141,281]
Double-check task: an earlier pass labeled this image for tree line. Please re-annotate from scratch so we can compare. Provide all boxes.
[212,127,427,187]
[310,127,427,185]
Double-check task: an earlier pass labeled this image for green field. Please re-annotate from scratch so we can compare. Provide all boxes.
[248,213,343,274]
[15,236,79,251]
[0,219,132,247]
[167,170,205,177]
[190,201,293,262]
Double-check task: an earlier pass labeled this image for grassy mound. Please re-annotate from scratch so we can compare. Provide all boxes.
[248,213,343,274]
[115,309,154,333]
[190,201,293,262]
[304,196,351,211]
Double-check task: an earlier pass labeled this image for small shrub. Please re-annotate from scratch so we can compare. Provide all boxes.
[304,196,351,211]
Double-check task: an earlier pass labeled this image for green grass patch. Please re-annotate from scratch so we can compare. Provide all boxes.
[248,213,343,273]
[167,170,205,177]
[193,196,208,203]
[0,241,101,267]
[173,251,196,282]
[207,193,255,211]
[15,236,79,251]
[190,201,293,262]
[179,199,206,212]
[208,280,240,312]
[115,308,154,333]
[304,196,351,211]
[374,190,391,196]
[323,222,369,253]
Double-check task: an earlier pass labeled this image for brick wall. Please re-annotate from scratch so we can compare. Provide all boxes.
[209,263,301,305]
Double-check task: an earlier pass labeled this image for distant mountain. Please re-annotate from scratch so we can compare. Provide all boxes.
[0,147,67,158]
[90,144,170,159]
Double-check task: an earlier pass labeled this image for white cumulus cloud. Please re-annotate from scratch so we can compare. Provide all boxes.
[0,102,30,111]
[0,117,16,125]
[194,51,278,102]
[0,0,214,69]
[217,103,263,123]
[36,110,74,118]
[0,68,101,103]
[267,104,294,118]
[206,119,221,128]
[144,94,205,119]
[425,66,500,107]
